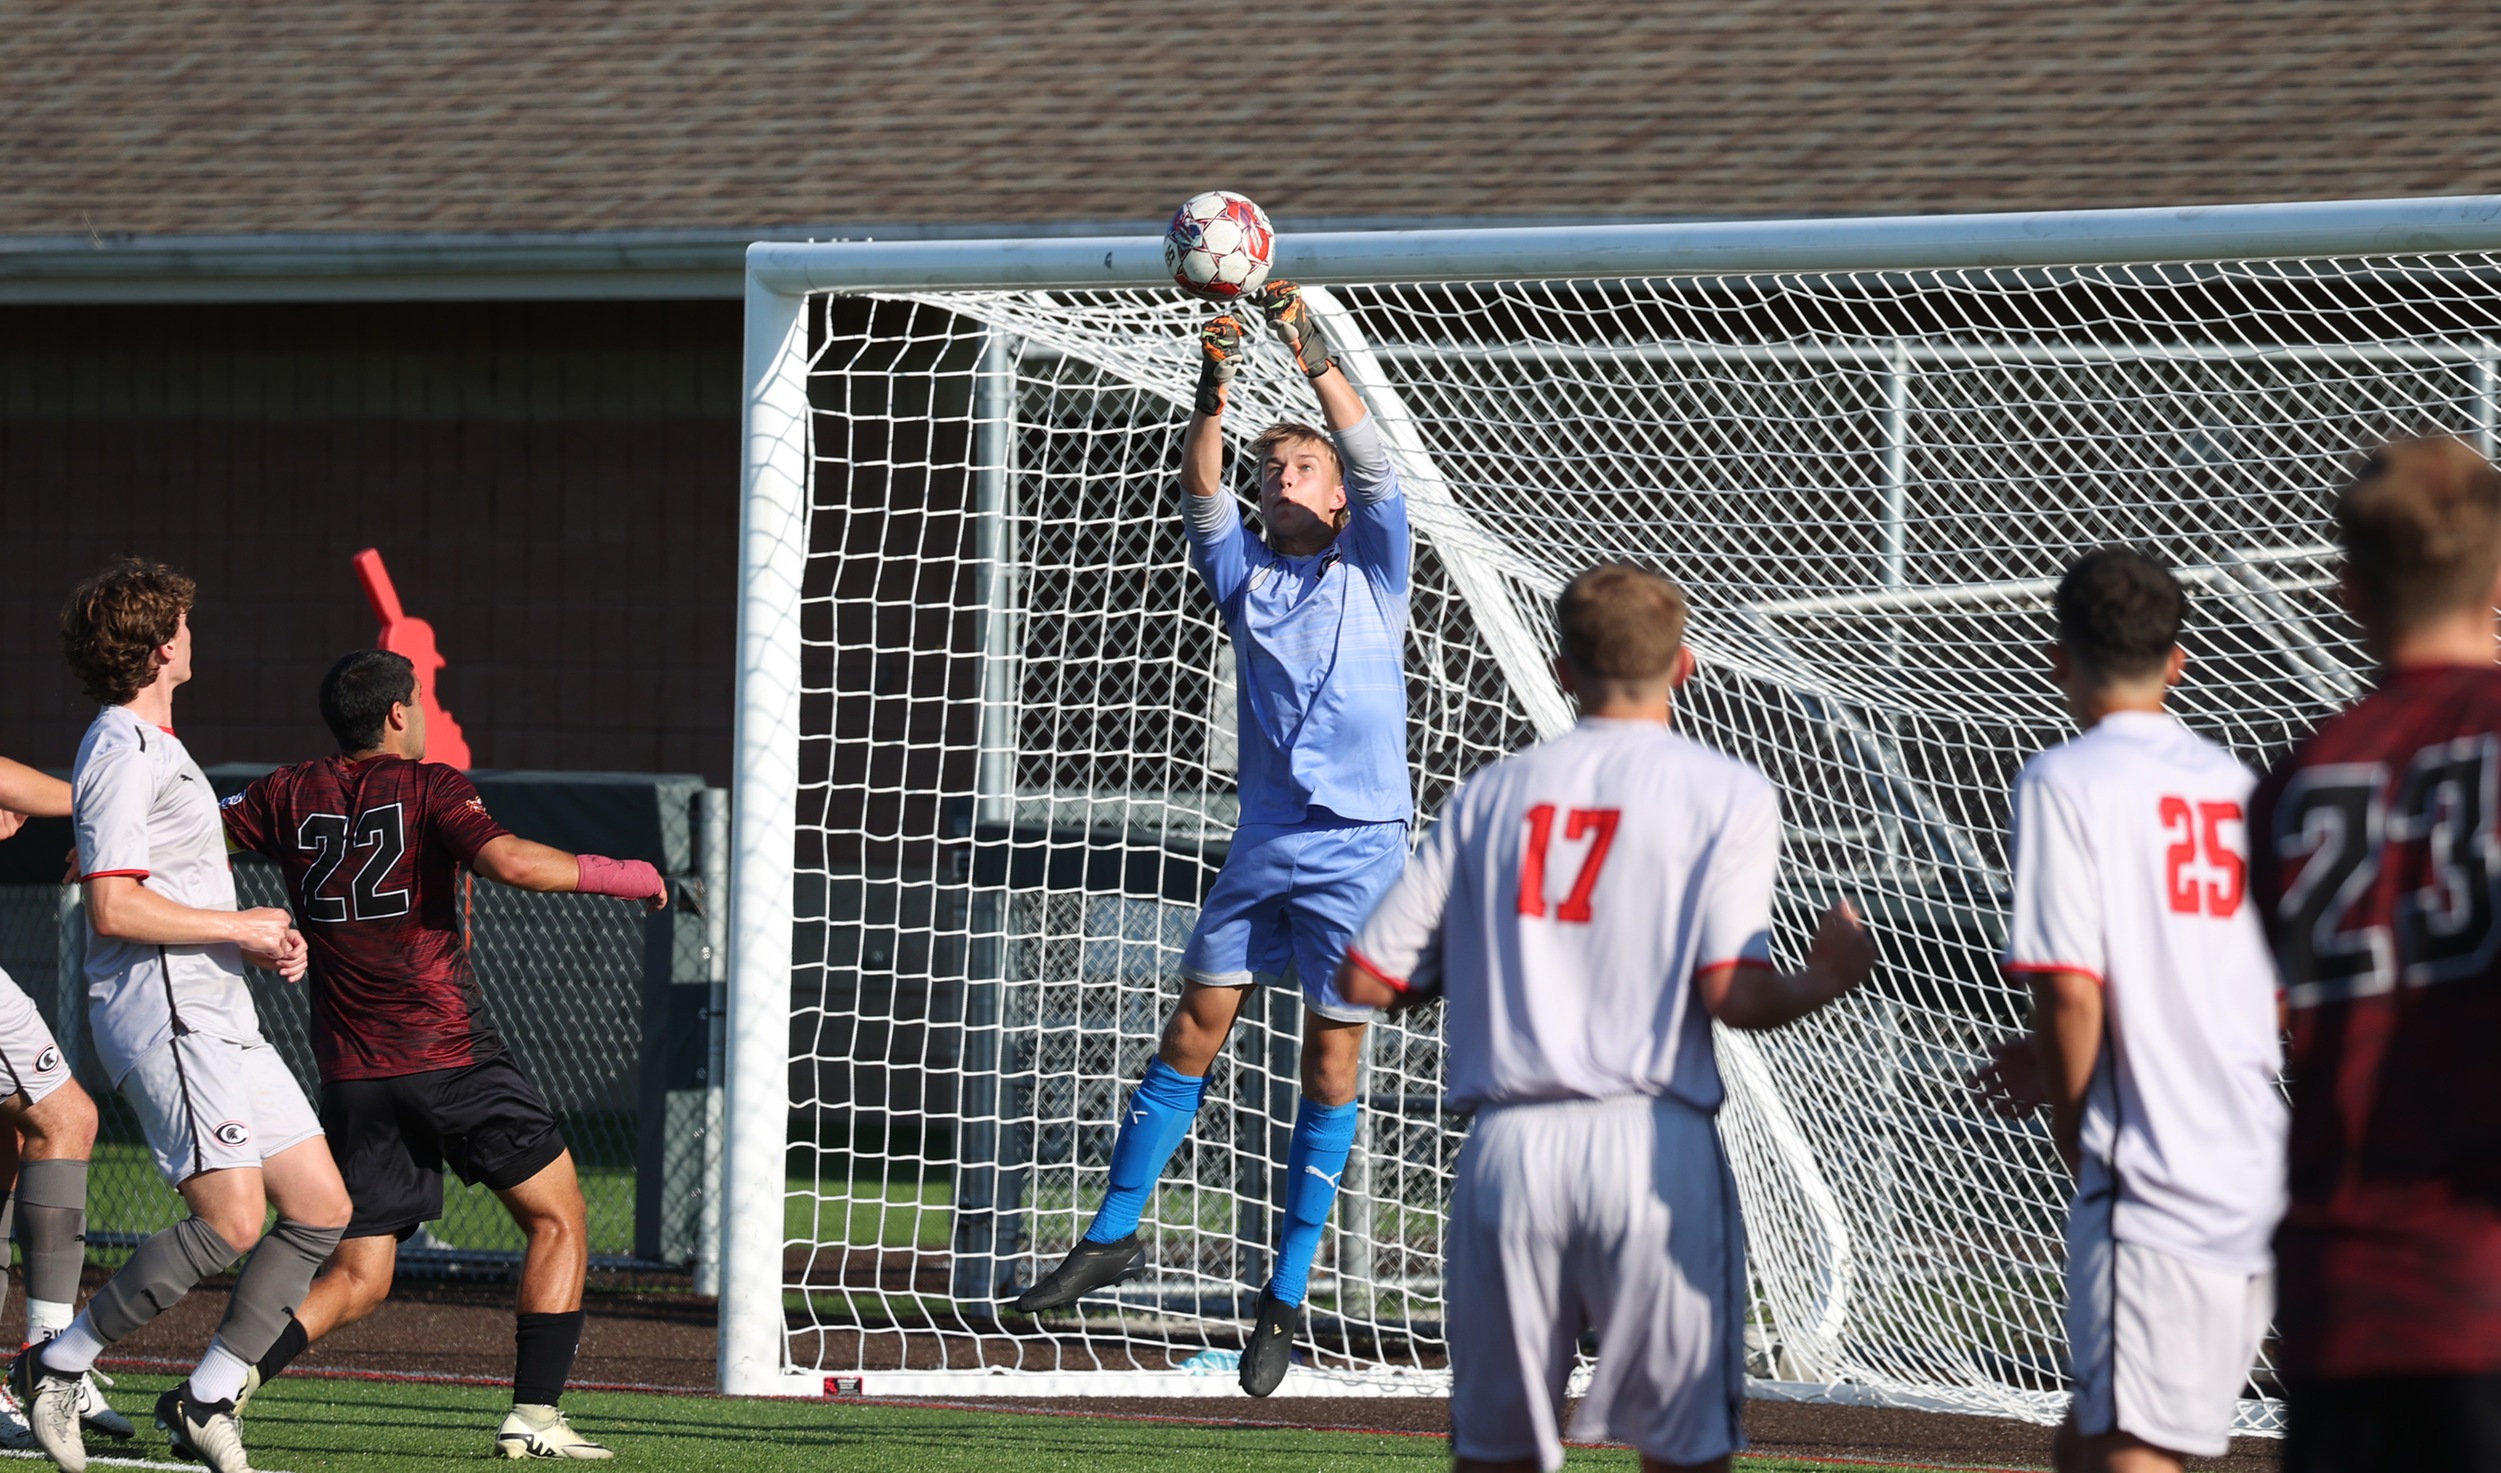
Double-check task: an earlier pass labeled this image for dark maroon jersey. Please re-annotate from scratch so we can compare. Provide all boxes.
[2250,664,2501,1378]
[220,755,513,1082]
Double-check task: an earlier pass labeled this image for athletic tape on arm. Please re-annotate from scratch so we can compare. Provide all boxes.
[575,854,664,901]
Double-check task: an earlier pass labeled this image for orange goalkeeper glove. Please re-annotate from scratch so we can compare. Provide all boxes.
[1256,280,1335,381]
[1195,313,1246,417]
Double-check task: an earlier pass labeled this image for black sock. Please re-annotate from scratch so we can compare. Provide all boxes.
[513,1310,585,1407]
[255,1314,311,1384]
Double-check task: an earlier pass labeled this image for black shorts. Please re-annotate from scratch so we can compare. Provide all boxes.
[320,1055,568,1241]
[2286,1371,2501,1473]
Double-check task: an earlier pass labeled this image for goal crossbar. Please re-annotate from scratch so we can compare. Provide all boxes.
[748,193,2501,295]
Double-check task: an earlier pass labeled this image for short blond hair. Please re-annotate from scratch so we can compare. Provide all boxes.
[1556,564,1688,680]
[2339,436,2501,633]
[1250,421,1341,482]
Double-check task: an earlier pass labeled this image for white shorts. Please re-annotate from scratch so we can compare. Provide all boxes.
[2066,1187,2272,1459]
[0,972,71,1108]
[1447,1094,1745,1472]
[120,1033,323,1185]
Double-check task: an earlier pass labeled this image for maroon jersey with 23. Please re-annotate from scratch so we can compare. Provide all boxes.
[221,755,514,1083]
[2250,664,2501,1380]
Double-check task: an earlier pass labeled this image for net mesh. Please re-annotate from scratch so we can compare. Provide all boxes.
[792,253,2501,1422]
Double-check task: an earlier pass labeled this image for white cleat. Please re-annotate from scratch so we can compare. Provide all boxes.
[154,1386,250,1473]
[75,1369,132,1441]
[11,1344,86,1473]
[497,1403,614,1460]
[231,1366,264,1426]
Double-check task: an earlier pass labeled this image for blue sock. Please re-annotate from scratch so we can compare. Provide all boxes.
[1267,1098,1360,1307]
[1083,1058,1209,1244]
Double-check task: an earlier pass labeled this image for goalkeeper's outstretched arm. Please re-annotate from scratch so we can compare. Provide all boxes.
[1258,281,1365,433]
[1181,314,1246,501]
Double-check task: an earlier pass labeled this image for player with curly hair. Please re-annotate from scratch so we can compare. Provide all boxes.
[12,559,348,1473]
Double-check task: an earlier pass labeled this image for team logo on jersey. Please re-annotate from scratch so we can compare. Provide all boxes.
[32,1047,59,1074]
[218,792,245,810]
[211,1120,252,1148]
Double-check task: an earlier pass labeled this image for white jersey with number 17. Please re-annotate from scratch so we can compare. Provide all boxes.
[1347,717,1782,1114]
[2003,710,2288,1275]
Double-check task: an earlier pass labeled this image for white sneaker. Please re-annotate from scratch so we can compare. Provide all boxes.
[497,1404,613,1460]
[75,1369,133,1441]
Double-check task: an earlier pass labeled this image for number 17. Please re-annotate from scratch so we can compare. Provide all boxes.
[1518,804,1621,923]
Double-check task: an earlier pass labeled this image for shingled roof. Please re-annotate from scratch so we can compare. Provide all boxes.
[8,0,2501,239]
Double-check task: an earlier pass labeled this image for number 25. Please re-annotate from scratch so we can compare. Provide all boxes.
[1518,804,1621,923]
[2161,796,2245,918]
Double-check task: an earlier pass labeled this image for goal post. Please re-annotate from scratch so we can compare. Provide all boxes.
[726,195,2501,1409]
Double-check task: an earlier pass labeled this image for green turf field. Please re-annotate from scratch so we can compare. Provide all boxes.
[56,1371,1961,1472]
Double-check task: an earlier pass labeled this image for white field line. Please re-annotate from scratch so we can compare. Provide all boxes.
[0,1452,295,1472]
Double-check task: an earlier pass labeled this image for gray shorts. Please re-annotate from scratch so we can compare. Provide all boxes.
[2066,1186,2272,1458]
[1447,1094,1746,1472]
[0,971,70,1108]
[120,1032,323,1185]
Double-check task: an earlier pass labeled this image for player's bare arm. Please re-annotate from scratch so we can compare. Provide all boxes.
[2017,971,2100,1171]
[0,755,73,840]
[86,876,306,979]
[1695,899,1875,1030]
[471,834,667,911]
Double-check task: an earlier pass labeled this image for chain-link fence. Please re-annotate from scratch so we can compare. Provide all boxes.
[0,773,726,1286]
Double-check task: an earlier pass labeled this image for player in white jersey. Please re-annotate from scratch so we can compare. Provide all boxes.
[0,759,124,1447]
[11,561,352,1473]
[1974,548,2287,1473]
[1342,565,1873,1473]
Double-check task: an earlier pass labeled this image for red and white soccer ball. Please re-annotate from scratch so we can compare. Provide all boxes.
[1164,191,1275,301]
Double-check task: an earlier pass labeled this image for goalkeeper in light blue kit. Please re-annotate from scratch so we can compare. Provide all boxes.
[1010,282,1410,1398]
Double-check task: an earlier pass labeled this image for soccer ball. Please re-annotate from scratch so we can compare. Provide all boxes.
[1164,191,1275,301]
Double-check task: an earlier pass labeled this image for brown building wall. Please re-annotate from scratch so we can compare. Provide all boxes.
[0,300,741,783]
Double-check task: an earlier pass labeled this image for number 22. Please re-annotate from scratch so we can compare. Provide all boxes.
[1518,804,1621,923]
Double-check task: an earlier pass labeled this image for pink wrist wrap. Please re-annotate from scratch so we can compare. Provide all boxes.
[576,854,664,901]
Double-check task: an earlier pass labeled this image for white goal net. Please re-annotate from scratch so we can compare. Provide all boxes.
[723,200,2501,1423]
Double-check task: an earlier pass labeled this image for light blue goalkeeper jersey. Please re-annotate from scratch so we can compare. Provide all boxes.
[1182,416,1413,827]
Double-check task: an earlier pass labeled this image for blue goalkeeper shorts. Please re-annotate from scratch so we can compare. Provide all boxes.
[1181,810,1409,1023]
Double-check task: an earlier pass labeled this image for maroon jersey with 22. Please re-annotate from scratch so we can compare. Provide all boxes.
[221,756,513,1083]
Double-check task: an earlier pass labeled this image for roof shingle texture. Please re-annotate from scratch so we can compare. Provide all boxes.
[8,0,2501,236]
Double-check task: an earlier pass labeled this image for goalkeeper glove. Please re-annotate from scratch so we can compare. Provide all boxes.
[1196,313,1246,417]
[1257,280,1335,381]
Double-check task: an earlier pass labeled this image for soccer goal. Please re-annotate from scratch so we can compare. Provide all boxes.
[722,197,2501,1422]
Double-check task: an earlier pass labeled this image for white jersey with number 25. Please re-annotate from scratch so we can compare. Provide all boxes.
[2003,710,2288,1274]
[1348,717,1781,1114]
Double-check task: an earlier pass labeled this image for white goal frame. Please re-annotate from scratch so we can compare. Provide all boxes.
[722,194,2501,1400]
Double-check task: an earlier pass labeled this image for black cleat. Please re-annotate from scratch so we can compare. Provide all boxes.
[1009,1234,1147,1314]
[1239,1288,1300,1397]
